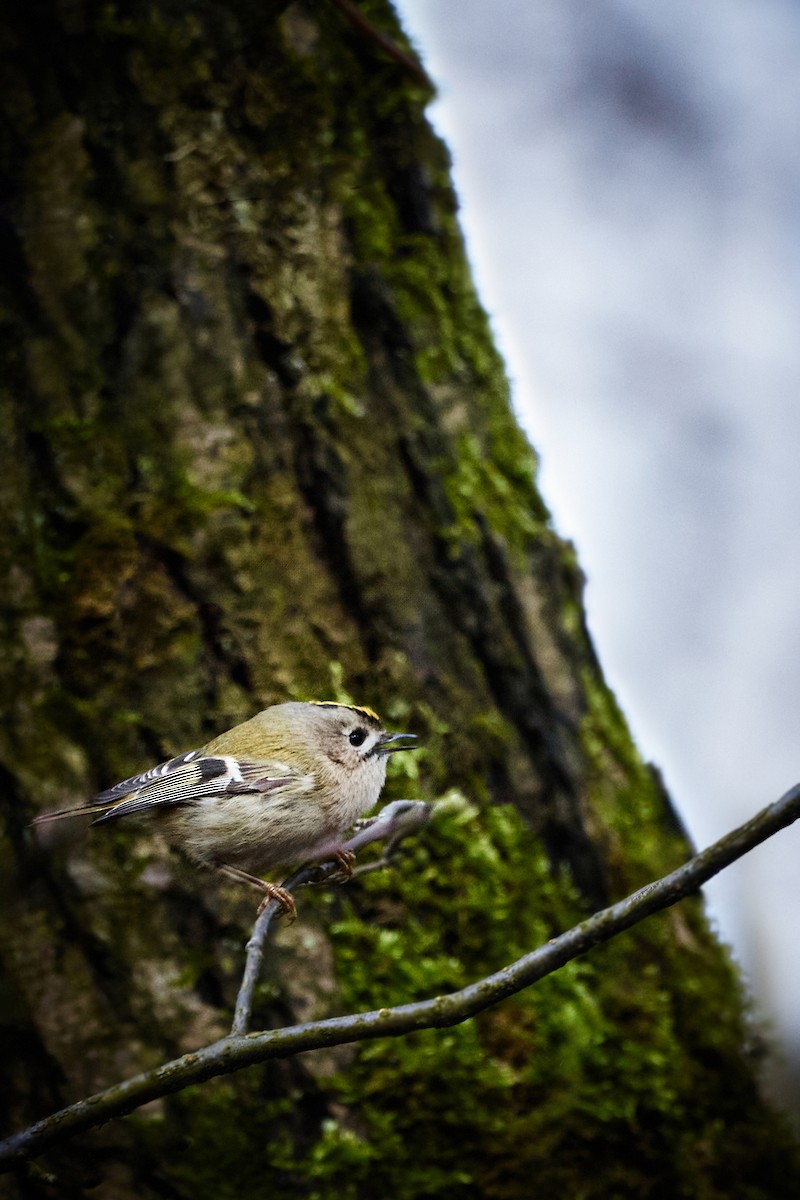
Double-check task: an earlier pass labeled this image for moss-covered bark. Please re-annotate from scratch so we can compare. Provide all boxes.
[0,1,796,1196]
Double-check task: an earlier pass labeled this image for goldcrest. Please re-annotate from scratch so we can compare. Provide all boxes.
[34,701,417,917]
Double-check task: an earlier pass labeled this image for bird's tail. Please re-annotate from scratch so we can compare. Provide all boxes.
[32,801,119,825]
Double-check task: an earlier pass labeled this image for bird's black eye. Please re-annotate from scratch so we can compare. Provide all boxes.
[349,728,367,747]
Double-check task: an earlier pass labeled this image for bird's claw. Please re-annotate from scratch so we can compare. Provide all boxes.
[257,883,297,922]
[328,849,356,883]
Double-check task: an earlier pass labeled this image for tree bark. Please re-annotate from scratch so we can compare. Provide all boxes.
[0,1,796,1196]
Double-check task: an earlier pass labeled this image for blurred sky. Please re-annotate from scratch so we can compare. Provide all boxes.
[394,0,800,1112]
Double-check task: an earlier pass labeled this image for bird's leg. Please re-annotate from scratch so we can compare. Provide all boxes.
[217,864,297,922]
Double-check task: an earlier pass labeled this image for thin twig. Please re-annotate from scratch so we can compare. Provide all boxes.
[231,801,432,1035]
[3,783,800,1170]
[331,0,434,89]
[230,864,324,1037]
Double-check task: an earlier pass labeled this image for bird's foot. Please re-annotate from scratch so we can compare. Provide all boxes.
[218,863,297,921]
[328,849,356,883]
[256,882,297,922]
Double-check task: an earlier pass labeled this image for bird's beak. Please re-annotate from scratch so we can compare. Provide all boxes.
[376,731,418,756]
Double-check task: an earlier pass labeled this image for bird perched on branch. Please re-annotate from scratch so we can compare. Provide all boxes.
[34,701,417,919]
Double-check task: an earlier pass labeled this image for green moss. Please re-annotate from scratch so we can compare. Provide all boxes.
[271,794,793,1200]
[578,666,691,887]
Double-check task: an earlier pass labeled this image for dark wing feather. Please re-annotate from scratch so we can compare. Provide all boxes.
[34,752,303,826]
[92,749,207,803]
[92,756,302,824]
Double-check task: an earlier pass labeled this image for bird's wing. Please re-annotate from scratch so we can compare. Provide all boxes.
[33,750,302,826]
[92,749,212,804]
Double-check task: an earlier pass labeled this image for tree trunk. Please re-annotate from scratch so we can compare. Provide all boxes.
[1,1,796,1196]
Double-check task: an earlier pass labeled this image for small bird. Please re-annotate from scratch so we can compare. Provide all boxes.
[34,701,417,919]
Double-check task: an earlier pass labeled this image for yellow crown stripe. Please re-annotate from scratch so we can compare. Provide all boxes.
[310,701,381,724]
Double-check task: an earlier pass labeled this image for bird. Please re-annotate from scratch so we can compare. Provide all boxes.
[33,701,417,919]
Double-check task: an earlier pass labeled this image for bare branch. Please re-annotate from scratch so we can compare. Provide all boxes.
[3,783,799,1172]
[231,801,432,1035]
[230,862,322,1038]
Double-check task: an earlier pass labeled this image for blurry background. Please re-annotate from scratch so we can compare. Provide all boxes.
[395,0,800,1116]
